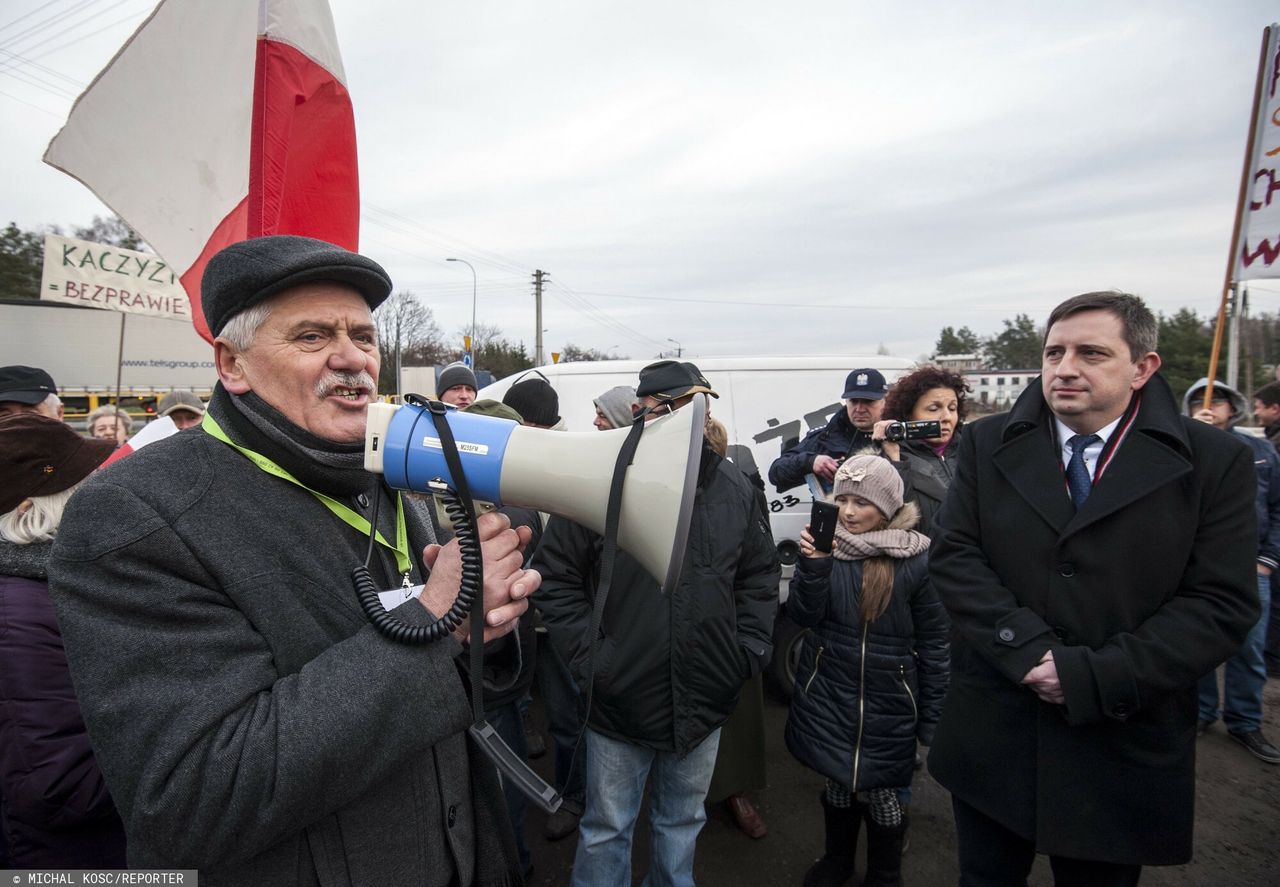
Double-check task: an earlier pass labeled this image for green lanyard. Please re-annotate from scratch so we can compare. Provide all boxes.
[201,413,412,577]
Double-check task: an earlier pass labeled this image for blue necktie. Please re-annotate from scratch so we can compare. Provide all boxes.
[1066,434,1100,510]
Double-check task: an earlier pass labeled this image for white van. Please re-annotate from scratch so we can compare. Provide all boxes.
[479,355,917,695]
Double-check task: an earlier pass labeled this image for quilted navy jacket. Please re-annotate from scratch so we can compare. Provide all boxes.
[784,547,949,791]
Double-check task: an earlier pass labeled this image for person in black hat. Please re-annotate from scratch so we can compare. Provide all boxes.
[633,359,719,419]
[47,235,534,883]
[534,359,780,887]
[768,367,889,495]
[503,375,562,429]
[437,362,478,409]
[0,365,63,422]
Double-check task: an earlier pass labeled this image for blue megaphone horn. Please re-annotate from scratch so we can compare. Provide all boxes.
[363,394,706,594]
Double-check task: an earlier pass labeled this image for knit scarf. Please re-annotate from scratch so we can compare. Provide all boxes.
[207,384,371,498]
[207,384,443,586]
[831,501,930,561]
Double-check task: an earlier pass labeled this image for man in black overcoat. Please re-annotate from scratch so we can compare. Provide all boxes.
[928,291,1260,886]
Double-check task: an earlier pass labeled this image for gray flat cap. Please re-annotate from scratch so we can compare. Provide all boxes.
[202,235,393,337]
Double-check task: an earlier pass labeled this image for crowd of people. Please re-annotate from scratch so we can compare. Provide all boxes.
[0,235,1272,887]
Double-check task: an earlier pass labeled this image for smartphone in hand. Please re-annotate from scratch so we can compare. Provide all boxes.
[810,500,838,553]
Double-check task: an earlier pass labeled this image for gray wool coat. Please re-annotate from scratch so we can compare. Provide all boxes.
[48,418,521,886]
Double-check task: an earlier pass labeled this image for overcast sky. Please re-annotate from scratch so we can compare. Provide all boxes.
[2,0,1277,363]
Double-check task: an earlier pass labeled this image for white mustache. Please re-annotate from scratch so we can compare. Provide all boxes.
[315,370,375,398]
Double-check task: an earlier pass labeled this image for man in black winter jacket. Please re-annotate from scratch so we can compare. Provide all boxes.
[767,367,888,494]
[533,360,780,887]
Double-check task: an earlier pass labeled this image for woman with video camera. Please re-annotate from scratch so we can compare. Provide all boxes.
[871,366,970,535]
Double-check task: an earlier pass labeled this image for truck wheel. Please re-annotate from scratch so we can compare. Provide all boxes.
[776,540,799,566]
[766,614,809,700]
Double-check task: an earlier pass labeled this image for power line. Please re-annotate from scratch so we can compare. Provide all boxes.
[0,61,78,100]
[0,45,84,87]
[363,203,532,278]
[568,288,1019,313]
[0,84,64,116]
[0,2,151,79]
[0,0,79,38]
[358,229,533,301]
[0,0,104,49]
[365,205,669,351]
[546,278,670,352]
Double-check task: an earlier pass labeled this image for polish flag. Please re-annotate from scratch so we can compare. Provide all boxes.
[44,0,360,344]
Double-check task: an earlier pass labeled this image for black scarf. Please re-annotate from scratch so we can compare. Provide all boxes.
[207,384,372,499]
[204,384,437,587]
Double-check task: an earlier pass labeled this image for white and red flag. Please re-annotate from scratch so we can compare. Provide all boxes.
[44,0,360,344]
[1235,24,1280,280]
[99,416,179,468]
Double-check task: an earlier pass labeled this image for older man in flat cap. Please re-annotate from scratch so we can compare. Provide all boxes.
[49,235,535,885]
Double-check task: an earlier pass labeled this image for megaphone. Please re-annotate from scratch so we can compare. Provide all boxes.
[364,393,707,593]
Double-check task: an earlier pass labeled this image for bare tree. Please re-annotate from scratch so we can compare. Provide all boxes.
[442,322,536,379]
[74,214,148,251]
[560,343,627,362]
[458,322,506,354]
[374,290,444,393]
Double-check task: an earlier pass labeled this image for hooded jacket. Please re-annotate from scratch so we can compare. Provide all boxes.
[533,445,780,755]
[783,503,950,791]
[1182,377,1280,570]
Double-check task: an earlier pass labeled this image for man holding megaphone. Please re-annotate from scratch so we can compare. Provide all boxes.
[47,236,533,885]
[535,360,781,887]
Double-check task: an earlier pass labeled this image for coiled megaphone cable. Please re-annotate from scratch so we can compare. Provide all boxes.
[351,488,481,644]
[352,395,483,645]
[350,396,566,814]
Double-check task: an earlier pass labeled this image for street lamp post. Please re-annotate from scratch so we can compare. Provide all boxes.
[667,337,682,358]
[446,258,477,358]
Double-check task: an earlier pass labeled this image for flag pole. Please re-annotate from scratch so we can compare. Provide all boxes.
[1207,28,1271,410]
[114,312,126,408]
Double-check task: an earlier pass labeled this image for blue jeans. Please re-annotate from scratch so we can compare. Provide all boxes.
[1267,572,1280,669]
[571,727,721,887]
[1199,572,1271,733]
[534,630,586,802]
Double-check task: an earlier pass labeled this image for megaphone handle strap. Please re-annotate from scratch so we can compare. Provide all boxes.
[564,415,650,813]
[422,403,488,722]
[427,402,568,814]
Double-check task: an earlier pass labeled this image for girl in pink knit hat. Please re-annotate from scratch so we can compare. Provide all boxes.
[784,454,950,887]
